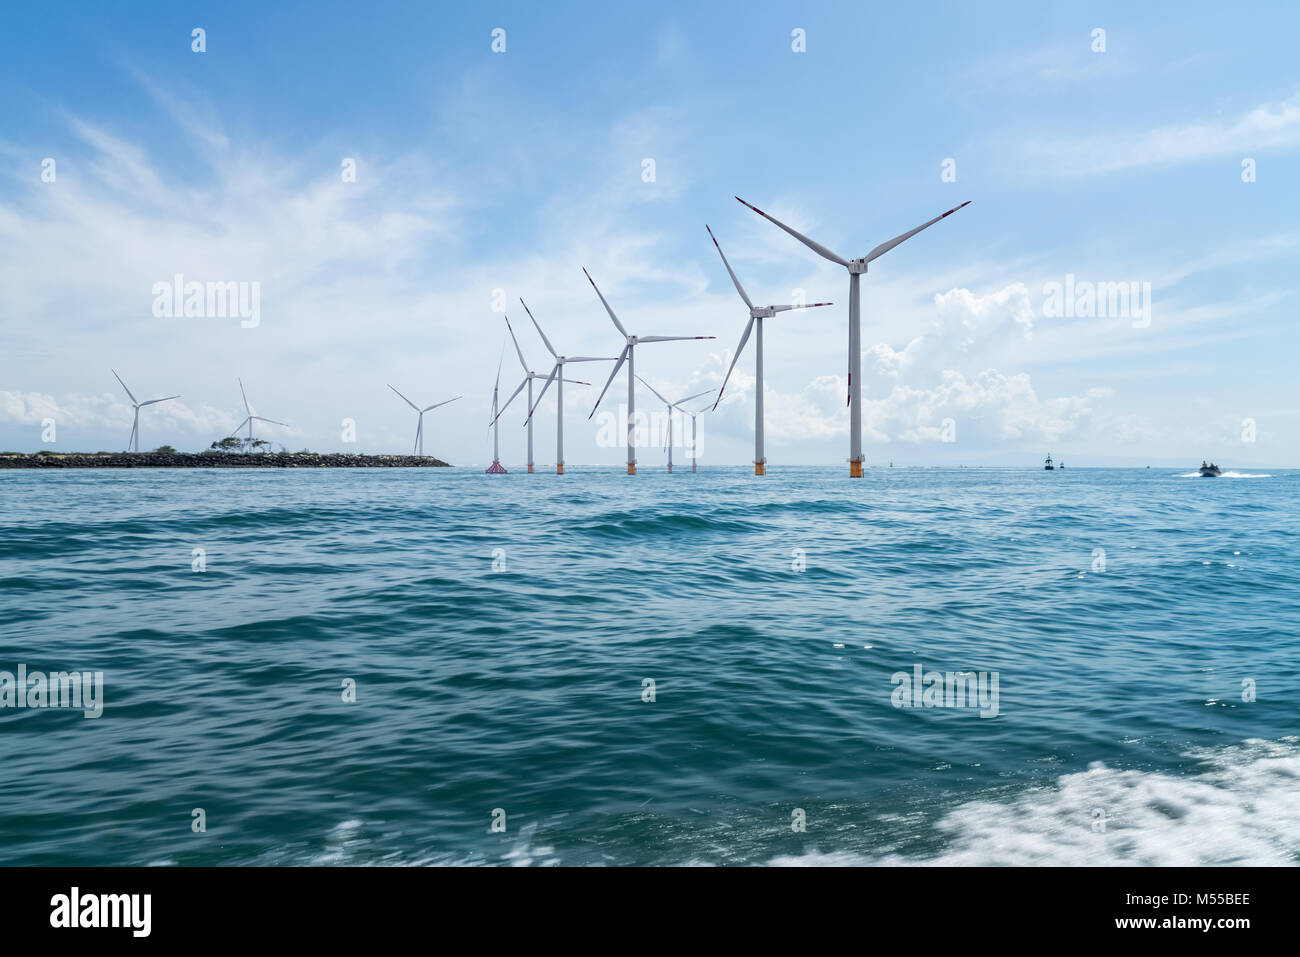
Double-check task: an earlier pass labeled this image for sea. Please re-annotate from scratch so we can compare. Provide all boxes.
[1,465,1296,866]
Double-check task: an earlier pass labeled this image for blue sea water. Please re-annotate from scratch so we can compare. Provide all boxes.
[1,465,1297,866]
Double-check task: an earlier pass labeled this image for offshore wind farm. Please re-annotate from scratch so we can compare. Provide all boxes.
[2,0,1297,906]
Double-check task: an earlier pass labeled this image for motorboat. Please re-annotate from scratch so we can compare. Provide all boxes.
[1199,461,1221,477]
[1044,454,1054,471]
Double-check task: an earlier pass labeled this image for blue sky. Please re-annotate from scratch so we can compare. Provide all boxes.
[1,1,1297,466]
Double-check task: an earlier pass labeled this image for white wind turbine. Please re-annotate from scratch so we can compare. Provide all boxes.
[735,196,970,476]
[516,298,611,475]
[486,345,507,474]
[230,378,288,449]
[584,267,715,475]
[111,369,179,453]
[706,224,833,476]
[678,396,715,474]
[491,313,590,473]
[387,385,460,457]
[636,376,711,473]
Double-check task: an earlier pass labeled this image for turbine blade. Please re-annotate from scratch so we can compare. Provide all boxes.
[422,395,462,412]
[231,416,252,436]
[520,298,558,358]
[492,377,529,425]
[526,365,558,422]
[712,316,755,411]
[588,345,630,419]
[705,225,753,309]
[559,378,591,385]
[672,390,712,408]
[253,416,288,427]
[140,395,180,406]
[635,374,671,406]
[638,335,715,343]
[388,384,420,411]
[238,378,251,415]
[864,200,971,264]
[504,315,531,373]
[563,356,616,362]
[735,196,850,267]
[111,369,138,404]
[583,268,629,337]
[771,302,833,313]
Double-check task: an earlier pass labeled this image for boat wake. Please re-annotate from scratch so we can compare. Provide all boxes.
[769,737,1300,866]
[1177,471,1271,479]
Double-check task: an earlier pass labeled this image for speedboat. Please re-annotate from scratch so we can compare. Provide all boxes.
[1199,461,1221,477]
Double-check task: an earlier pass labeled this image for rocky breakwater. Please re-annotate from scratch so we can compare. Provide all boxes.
[0,452,452,468]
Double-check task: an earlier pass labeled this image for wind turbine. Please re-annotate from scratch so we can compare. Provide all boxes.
[735,196,971,476]
[636,376,711,473]
[486,344,507,474]
[388,385,460,457]
[516,298,610,475]
[492,314,589,473]
[230,378,288,450]
[111,369,179,453]
[706,224,833,476]
[679,396,714,474]
[584,267,715,475]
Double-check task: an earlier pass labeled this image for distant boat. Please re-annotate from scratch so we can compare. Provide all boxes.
[1044,454,1054,471]
[1199,460,1221,477]
[1059,460,1066,469]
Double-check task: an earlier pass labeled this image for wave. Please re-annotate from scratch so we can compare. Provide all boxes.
[769,737,1300,866]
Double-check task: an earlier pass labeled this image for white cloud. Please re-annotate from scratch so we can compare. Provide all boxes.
[701,283,1111,449]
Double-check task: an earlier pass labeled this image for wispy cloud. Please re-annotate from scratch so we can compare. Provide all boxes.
[1022,89,1300,177]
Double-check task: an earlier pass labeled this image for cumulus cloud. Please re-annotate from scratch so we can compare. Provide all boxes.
[704,283,1107,448]
[0,391,253,442]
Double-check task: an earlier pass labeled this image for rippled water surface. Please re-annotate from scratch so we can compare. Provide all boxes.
[1,466,1297,865]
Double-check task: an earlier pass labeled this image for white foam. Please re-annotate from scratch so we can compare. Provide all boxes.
[1177,471,1271,478]
[770,737,1300,866]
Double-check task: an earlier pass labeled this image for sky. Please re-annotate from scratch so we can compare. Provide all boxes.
[1,0,1297,467]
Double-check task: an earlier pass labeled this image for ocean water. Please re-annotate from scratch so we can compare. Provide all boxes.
[1,465,1297,866]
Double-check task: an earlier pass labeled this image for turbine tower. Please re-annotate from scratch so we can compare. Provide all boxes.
[735,196,970,476]
[584,267,714,474]
[492,314,588,473]
[230,378,288,449]
[516,298,610,475]
[111,369,179,453]
[705,225,832,475]
[636,376,710,473]
[388,385,460,457]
